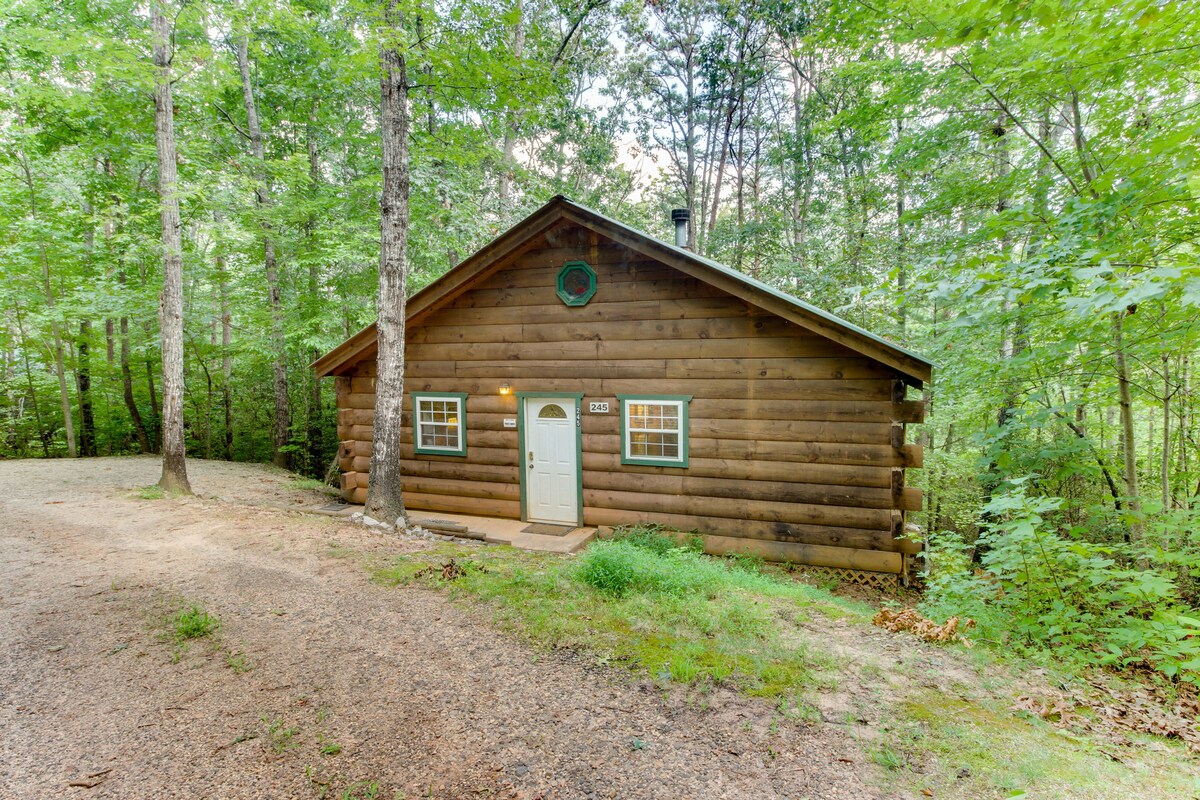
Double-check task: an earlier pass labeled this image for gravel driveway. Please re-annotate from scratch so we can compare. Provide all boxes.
[0,457,889,799]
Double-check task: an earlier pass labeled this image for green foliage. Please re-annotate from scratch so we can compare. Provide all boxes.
[170,603,219,643]
[923,482,1200,684]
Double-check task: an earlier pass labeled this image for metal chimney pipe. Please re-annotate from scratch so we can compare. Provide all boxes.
[671,208,690,249]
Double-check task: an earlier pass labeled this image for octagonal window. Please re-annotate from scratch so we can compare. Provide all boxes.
[556,261,597,306]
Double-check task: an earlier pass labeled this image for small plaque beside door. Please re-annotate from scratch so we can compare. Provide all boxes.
[503,418,517,428]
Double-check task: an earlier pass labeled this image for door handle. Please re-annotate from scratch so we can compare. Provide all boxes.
[528,451,534,467]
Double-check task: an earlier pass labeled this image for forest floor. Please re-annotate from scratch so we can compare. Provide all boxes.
[0,457,1195,800]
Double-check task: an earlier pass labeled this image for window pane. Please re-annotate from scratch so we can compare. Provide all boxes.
[416,397,462,451]
[625,400,683,461]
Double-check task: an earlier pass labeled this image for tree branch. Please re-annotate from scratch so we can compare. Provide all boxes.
[213,104,251,140]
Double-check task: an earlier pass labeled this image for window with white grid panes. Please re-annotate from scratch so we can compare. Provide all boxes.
[618,396,690,467]
[412,394,467,456]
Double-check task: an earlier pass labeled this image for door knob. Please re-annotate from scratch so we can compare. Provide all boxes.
[528,451,534,467]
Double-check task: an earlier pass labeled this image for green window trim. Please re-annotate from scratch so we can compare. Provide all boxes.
[555,260,597,306]
[412,392,468,457]
[616,394,691,468]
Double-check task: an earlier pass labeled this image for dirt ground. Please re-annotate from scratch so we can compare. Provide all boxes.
[0,456,907,800]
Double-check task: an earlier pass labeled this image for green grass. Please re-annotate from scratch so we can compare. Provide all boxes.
[170,603,220,642]
[372,526,861,706]
[134,485,166,500]
[287,477,334,493]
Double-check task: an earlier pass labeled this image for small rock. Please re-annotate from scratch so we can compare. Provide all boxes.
[349,512,363,523]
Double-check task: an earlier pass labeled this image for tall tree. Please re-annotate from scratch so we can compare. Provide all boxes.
[234,24,290,469]
[152,0,191,494]
[364,0,410,525]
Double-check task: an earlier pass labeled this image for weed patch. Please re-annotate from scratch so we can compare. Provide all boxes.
[170,603,220,642]
[225,649,251,673]
[287,477,333,493]
[261,713,301,754]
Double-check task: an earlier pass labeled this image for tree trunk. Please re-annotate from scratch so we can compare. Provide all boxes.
[1162,353,1171,508]
[77,321,96,456]
[105,319,115,364]
[119,315,151,453]
[152,1,192,494]
[895,104,907,337]
[236,30,290,469]
[306,114,323,475]
[144,354,160,451]
[212,217,234,461]
[13,301,51,456]
[78,201,97,456]
[365,0,409,526]
[1178,355,1189,508]
[1113,309,1142,543]
[497,0,523,210]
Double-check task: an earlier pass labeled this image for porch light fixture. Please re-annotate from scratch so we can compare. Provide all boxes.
[499,382,512,396]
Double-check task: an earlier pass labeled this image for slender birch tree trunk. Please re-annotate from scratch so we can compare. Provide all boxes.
[1162,353,1171,508]
[235,31,290,469]
[498,0,523,210]
[365,0,409,525]
[152,1,191,494]
[1113,309,1142,543]
[213,211,234,460]
[306,112,324,474]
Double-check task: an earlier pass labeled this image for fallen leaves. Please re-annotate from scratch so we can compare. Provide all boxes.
[872,607,975,647]
[413,558,481,582]
[1012,679,1200,753]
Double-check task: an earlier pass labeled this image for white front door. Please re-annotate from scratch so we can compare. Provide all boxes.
[525,398,579,525]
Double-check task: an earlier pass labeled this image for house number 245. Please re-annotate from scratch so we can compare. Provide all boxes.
[589,402,609,413]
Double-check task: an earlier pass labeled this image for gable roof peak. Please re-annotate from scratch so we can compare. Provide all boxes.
[313,196,932,384]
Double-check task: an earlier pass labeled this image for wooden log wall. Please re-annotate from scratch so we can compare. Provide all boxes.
[334,221,924,574]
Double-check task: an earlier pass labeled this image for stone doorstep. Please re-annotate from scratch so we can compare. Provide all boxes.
[482,528,597,555]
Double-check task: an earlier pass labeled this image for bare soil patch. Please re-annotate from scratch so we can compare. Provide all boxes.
[0,457,892,799]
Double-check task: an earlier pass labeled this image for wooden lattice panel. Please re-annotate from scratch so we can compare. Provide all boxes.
[797,565,901,592]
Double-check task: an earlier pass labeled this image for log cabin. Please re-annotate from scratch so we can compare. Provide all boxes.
[313,196,933,577]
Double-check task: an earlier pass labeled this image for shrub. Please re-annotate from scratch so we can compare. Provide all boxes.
[576,539,722,597]
[921,482,1200,684]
